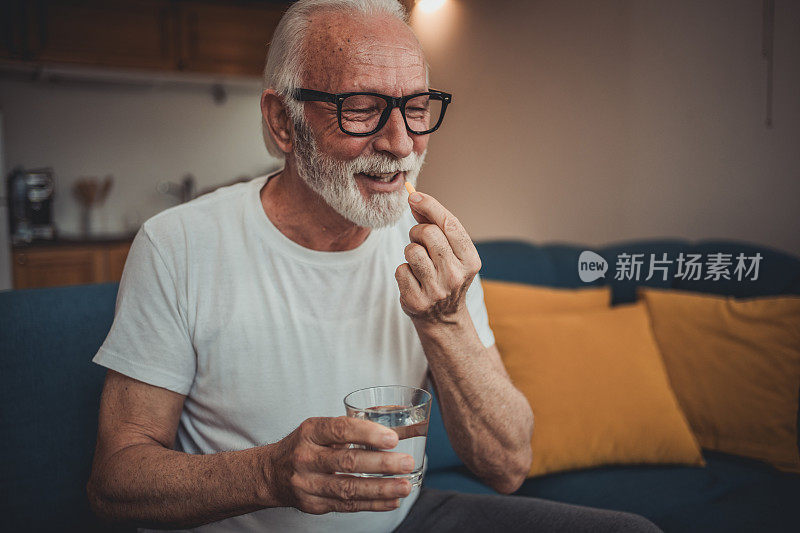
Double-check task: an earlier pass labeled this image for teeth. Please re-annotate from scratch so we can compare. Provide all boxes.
[363,172,397,182]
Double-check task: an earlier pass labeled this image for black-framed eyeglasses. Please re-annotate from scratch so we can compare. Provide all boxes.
[291,88,452,137]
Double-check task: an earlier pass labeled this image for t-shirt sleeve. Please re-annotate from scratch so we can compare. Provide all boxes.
[92,225,196,395]
[466,273,496,349]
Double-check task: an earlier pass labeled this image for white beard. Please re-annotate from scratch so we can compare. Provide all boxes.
[293,121,426,229]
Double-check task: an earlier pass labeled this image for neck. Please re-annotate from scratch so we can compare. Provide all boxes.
[259,159,372,252]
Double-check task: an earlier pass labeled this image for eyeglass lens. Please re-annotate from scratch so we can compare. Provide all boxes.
[340,94,444,135]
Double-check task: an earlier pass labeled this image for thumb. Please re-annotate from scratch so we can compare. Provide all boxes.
[408,202,430,224]
[405,184,431,224]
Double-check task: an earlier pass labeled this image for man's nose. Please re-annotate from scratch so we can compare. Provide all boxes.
[372,107,414,158]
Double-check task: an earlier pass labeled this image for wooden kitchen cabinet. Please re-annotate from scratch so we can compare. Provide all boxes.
[26,0,178,71]
[107,242,132,282]
[178,2,285,76]
[12,239,133,290]
[0,1,27,60]
[0,0,290,77]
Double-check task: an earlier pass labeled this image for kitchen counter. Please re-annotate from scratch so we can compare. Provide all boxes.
[12,232,137,250]
[11,234,135,289]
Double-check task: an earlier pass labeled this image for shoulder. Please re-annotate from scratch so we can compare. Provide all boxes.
[141,176,264,253]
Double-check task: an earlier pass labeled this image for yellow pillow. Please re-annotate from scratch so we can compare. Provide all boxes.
[492,303,705,477]
[482,280,610,322]
[639,288,800,473]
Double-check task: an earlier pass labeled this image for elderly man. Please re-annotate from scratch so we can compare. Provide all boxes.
[88,1,661,531]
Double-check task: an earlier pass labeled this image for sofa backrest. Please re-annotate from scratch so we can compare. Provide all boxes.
[1,283,118,531]
[476,239,800,303]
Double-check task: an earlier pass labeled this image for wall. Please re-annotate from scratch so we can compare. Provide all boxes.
[0,78,280,236]
[410,0,800,255]
[1,0,798,255]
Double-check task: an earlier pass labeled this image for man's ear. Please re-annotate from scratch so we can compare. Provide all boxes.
[261,89,294,153]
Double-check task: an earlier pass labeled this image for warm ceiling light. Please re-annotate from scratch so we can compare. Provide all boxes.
[417,0,446,13]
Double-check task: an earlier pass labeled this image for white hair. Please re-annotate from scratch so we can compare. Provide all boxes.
[261,0,413,157]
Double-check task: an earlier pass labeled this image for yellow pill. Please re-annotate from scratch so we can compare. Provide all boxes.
[404,182,416,195]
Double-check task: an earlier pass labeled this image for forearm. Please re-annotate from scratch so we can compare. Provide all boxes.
[417,313,534,493]
[88,442,278,529]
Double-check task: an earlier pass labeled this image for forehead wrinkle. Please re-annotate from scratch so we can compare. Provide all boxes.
[352,42,424,69]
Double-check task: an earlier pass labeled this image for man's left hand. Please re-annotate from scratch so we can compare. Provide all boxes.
[394,190,482,326]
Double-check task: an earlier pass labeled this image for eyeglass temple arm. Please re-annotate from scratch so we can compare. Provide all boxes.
[428,89,452,103]
[292,88,337,103]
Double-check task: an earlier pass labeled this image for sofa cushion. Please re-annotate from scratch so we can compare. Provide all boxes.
[482,280,610,319]
[640,288,800,473]
[491,303,704,476]
[423,451,800,533]
[518,450,800,533]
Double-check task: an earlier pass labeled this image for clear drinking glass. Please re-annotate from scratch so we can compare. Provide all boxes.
[344,385,432,487]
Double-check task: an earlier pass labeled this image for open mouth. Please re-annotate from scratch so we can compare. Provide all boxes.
[361,171,401,183]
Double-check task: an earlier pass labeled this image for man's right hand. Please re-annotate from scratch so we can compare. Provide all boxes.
[266,416,414,514]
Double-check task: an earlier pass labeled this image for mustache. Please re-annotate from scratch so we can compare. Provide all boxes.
[348,152,425,175]
[293,119,425,175]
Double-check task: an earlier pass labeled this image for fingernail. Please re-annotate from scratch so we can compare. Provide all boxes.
[401,456,415,471]
[383,433,397,448]
[409,192,422,203]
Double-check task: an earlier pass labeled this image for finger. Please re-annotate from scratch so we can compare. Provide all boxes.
[395,263,427,318]
[408,202,431,225]
[409,223,456,275]
[322,447,415,475]
[311,473,413,501]
[408,192,473,261]
[316,495,402,513]
[307,416,397,449]
[395,263,423,297]
[405,186,432,225]
[404,243,437,290]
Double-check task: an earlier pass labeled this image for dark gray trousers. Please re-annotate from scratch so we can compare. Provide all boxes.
[393,489,663,533]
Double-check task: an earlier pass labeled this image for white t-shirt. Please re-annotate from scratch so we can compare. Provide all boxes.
[93,173,495,532]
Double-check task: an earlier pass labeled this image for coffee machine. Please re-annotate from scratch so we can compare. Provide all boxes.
[6,167,56,244]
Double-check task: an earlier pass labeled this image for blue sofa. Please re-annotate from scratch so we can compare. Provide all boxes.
[2,239,799,532]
